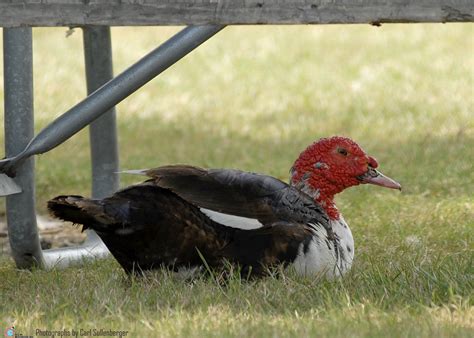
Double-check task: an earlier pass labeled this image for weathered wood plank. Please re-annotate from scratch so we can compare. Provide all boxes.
[0,1,472,27]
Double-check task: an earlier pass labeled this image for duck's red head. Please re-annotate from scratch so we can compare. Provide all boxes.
[290,136,401,220]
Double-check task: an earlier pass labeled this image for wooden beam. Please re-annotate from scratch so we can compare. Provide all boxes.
[0,1,472,27]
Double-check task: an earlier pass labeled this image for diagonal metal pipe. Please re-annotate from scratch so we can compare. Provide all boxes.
[0,25,225,180]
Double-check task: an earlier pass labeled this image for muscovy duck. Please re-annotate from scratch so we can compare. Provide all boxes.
[48,136,401,277]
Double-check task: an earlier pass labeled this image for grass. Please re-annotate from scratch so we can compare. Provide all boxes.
[0,24,473,337]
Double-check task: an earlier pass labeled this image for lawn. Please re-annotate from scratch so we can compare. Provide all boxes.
[0,24,473,337]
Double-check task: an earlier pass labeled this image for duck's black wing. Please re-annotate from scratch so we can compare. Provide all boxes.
[133,165,329,228]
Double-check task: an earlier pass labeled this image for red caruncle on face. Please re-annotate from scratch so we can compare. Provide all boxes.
[292,136,377,192]
[290,136,400,220]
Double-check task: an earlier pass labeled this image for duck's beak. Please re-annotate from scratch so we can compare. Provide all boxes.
[357,167,401,191]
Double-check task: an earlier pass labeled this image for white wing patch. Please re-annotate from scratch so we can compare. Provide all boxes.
[117,169,149,176]
[199,208,263,230]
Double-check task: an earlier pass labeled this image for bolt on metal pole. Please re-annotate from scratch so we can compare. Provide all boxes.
[3,27,45,268]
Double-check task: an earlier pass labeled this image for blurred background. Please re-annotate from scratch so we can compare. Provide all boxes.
[0,24,472,253]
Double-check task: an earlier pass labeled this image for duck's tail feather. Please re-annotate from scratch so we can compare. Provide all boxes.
[47,195,114,231]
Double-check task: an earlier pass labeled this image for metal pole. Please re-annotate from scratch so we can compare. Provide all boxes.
[83,26,119,199]
[83,26,118,249]
[3,28,45,268]
[41,27,121,268]
[0,25,225,178]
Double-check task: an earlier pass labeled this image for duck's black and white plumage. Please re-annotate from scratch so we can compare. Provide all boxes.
[48,137,401,278]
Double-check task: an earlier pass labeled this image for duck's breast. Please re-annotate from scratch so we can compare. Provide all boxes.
[291,217,354,278]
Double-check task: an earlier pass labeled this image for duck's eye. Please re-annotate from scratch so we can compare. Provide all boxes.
[337,148,348,156]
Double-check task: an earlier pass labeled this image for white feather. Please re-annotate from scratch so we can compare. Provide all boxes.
[292,217,354,278]
[200,208,263,230]
[116,169,149,176]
